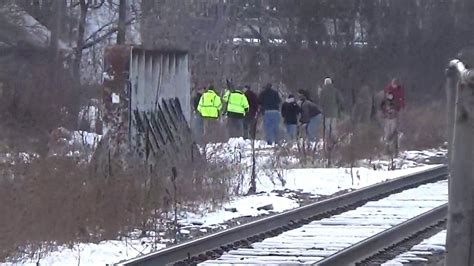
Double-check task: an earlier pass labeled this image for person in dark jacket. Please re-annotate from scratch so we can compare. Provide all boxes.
[281,94,301,141]
[192,87,205,142]
[243,85,259,139]
[193,87,204,111]
[380,91,399,156]
[298,89,323,142]
[258,83,281,145]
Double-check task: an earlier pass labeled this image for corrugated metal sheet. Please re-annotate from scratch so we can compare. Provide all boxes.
[129,47,190,120]
[101,45,191,160]
[128,47,191,152]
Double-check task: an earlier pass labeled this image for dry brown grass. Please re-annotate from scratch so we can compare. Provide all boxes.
[0,147,233,261]
[0,157,146,260]
[335,102,446,166]
[398,102,447,150]
[337,122,384,165]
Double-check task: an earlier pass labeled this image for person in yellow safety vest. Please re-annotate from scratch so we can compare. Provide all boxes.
[223,87,249,138]
[197,85,222,138]
[198,85,222,119]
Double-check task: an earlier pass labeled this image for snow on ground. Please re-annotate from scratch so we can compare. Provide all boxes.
[183,193,300,227]
[1,137,447,265]
[1,238,165,266]
[180,164,441,228]
[258,165,440,196]
[2,165,440,266]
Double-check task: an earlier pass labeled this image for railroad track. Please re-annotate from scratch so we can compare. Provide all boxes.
[381,227,447,265]
[117,165,447,266]
[317,203,447,265]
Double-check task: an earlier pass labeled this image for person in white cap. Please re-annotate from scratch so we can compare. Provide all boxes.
[319,77,344,146]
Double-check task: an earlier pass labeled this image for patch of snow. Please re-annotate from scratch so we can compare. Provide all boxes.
[257,165,441,196]
[70,131,102,148]
[181,165,441,228]
[183,193,299,227]
[0,239,165,266]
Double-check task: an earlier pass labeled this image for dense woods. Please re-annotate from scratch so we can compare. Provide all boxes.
[141,0,474,105]
[0,1,472,150]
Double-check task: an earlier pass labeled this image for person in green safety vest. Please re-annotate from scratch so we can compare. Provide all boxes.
[197,85,222,138]
[223,86,249,138]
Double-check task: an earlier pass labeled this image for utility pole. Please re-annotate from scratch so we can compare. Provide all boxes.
[445,59,474,265]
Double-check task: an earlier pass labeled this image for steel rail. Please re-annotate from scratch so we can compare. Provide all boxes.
[117,165,447,266]
[316,203,447,265]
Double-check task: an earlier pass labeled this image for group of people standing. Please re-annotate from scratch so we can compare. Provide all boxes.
[192,84,259,141]
[192,78,344,146]
[192,77,405,156]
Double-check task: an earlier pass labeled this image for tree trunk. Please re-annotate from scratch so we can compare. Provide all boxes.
[117,0,127,44]
[49,0,62,73]
[73,0,88,79]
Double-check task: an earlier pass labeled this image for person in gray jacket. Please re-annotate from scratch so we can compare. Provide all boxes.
[319,77,343,143]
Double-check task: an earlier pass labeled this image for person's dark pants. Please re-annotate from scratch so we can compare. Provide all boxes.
[285,123,297,141]
[307,114,323,141]
[243,116,257,139]
[263,110,280,145]
[193,113,204,142]
[227,117,244,138]
[203,118,218,142]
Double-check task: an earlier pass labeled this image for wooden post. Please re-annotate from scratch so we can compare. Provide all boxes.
[445,59,474,265]
[445,66,457,165]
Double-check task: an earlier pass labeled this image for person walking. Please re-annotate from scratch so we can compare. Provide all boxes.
[319,77,343,144]
[380,91,399,157]
[298,89,323,142]
[223,86,249,138]
[381,78,405,156]
[281,94,301,141]
[258,83,281,145]
[243,85,259,139]
[197,85,222,138]
[384,78,405,112]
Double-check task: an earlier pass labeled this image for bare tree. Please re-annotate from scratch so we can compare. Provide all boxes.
[72,0,105,78]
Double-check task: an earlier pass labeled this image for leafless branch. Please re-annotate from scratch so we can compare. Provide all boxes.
[246,24,268,46]
[71,1,81,8]
[83,20,116,44]
[88,0,105,9]
[81,17,135,50]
